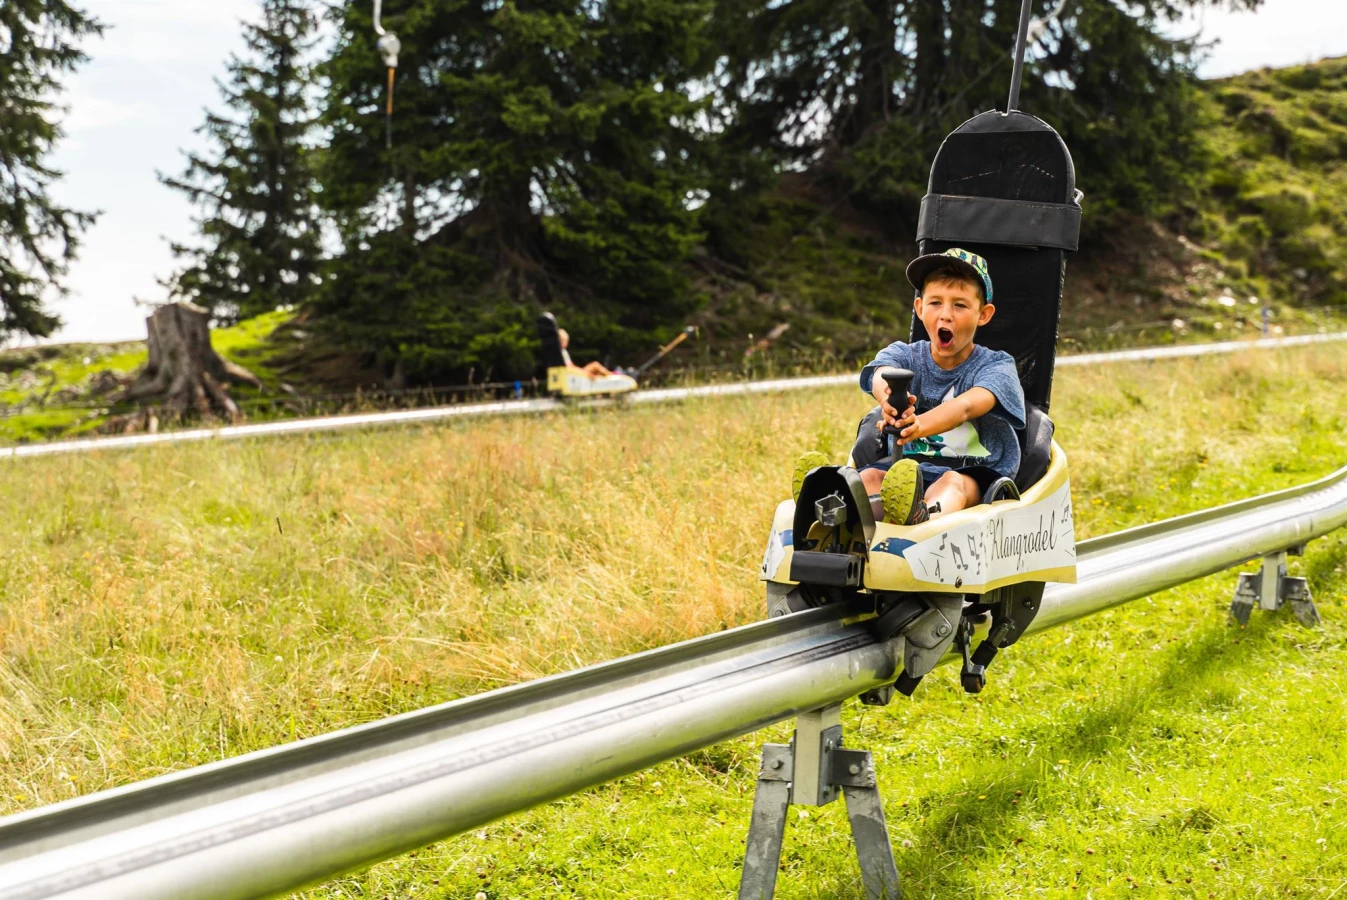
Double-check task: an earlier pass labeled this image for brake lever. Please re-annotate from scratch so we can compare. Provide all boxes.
[880,369,915,439]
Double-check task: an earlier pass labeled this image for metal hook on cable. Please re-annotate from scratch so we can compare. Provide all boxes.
[373,0,401,149]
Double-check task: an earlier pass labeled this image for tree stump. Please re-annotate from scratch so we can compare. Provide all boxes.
[119,303,262,420]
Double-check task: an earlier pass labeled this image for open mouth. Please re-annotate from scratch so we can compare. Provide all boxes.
[936,326,955,348]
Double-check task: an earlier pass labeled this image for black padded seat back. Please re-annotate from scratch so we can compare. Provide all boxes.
[536,312,566,371]
[1015,404,1054,493]
[910,110,1080,413]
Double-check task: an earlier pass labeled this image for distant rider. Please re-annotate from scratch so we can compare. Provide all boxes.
[557,328,614,379]
[797,248,1025,524]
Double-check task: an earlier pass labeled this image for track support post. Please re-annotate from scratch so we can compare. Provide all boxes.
[1229,547,1320,628]
[738,704,901,900]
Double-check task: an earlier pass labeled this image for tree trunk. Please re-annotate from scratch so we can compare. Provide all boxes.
[841,0,899,146]
[120,302,261,420]
[908,0,947,118]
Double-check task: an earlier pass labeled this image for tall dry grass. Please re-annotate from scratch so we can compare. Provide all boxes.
[0,344,1344,818]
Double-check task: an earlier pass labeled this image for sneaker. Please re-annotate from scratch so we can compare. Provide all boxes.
[880,459,930,525]
[792,451,830,501]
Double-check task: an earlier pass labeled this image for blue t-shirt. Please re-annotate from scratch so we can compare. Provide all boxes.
[859,341,1026,479]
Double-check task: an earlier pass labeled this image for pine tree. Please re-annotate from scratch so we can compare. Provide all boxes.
[160,0,321,323]
[711,0,1261,237]
[315,0,713,383]
[0,0,102,339]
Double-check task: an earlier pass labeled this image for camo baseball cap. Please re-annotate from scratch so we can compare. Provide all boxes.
[905,247,993,304]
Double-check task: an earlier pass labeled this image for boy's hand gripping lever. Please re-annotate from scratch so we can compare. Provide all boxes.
[880,369,915,439]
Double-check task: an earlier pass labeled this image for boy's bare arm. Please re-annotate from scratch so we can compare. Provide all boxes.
[897,387,996,444]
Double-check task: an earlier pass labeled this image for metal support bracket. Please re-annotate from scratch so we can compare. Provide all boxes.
[900,594,963,678]
[739,705,901,900]
[1229,549,1320,628]
[766,582,817,620]
[955,615,986,694]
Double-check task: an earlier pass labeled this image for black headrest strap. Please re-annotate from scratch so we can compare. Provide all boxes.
[918,194,1080,251]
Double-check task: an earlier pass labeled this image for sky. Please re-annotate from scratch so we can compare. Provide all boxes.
[42,0,264,345]
[32,0,1347,345]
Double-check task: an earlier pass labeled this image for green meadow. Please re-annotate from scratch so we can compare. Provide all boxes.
[1,344,1345,898]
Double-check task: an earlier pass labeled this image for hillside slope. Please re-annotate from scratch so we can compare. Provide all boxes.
[696,56,1347,360]
[3,58,1345,442]
[1193,55,1347,308]
[0,312,292,443]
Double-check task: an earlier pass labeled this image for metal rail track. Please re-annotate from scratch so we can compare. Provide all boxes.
[1,459,1344,899]
[4,332,1343,460]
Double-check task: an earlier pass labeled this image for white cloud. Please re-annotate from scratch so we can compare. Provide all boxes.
[61,91,160,134]
[81,0,262,66]
[87,1,262,37]
[1174,0,1347,79]
[41,2,264,345]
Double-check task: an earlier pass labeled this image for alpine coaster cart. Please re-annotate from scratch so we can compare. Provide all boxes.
[536,313,638,397]
[536,312,697,397]
[739,3,1086,896]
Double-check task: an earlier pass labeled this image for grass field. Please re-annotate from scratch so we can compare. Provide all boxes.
[3,302,1347,448]
[2,345,1346,898]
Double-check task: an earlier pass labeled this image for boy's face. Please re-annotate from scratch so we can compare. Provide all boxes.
[915,277,995,368]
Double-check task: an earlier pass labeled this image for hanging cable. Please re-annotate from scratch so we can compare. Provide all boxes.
[372,0,401,149]
[385,66,396,148]
[1007,0,1034,112]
